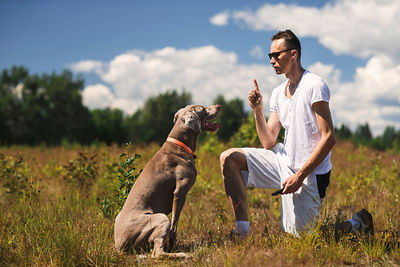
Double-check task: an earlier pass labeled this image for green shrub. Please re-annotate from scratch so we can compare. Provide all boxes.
[229,113,261,148]
[63,152,99,192]
[0,153,30,198]
[229,112,285,148]
[200,133,226,155]
[100,147,142,219]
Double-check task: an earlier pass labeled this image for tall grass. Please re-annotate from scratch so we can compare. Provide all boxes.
[0,142,399,266]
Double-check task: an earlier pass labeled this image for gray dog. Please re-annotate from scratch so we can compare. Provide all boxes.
[114,104,221,258]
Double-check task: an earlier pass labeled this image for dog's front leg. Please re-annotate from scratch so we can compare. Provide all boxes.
[169,178,194,248]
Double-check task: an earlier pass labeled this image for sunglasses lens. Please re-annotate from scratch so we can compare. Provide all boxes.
[267,48,295,60]
[268,52,279,60]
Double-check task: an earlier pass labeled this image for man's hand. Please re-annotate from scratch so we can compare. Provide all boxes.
[282,173,304,194]
[248,79,263,110]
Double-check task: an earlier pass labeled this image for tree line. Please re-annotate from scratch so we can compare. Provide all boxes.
[0,66,246,146]
[1,66,399,152]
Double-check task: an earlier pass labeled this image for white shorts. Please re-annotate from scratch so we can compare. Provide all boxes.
[241,143,330,236]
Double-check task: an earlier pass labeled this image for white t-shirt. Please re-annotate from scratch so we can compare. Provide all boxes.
[270,70,332,174]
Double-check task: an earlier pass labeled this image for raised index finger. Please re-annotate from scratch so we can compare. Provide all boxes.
[253,79,259,91]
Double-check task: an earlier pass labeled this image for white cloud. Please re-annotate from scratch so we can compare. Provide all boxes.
[71,0,400,136]
[72,45,400,136]
[82,84,114,109]
[68,60,105,75]
[81,83,143,114]
[307,62,342,87]
[12,83,23,100]
[250,45,264,60]
[315,56,400,136]
[219,0,400,59]
[206,0,400,135]
[72,46,284,116]
[110,98,143,115]
[210,11,230,26]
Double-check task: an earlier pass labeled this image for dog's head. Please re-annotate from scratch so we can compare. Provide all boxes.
[173,104,222,133]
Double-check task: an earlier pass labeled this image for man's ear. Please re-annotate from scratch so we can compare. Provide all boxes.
[173,108,184,123]
[291,49,298,61]
[184,111,202,133]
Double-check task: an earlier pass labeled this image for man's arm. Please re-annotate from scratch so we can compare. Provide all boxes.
[282,101,336,194]
[248,79,282,149]
[254,110,281,149]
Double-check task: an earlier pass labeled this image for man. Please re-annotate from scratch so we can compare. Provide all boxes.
[220,29,373,237]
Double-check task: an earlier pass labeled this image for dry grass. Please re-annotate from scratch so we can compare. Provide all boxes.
[0,141,399,266]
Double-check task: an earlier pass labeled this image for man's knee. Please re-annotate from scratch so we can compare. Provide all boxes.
[219,148,247,173]
[219,148,237,168]
[219,149,230,167]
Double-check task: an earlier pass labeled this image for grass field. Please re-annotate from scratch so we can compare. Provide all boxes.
[1,141,399,266]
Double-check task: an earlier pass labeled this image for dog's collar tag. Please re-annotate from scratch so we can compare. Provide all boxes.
[166,137,197,159]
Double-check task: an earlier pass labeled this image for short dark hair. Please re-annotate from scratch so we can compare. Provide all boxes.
[272,29,301,61]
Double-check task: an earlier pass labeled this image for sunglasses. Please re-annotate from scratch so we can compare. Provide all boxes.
[268,48,295,60]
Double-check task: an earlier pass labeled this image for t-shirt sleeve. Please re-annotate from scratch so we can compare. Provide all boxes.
[310,80,330,104]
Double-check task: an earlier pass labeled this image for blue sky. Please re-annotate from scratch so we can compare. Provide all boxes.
[1,0,399,135]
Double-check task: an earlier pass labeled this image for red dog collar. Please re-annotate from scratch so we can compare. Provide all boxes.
[166,137,196,159]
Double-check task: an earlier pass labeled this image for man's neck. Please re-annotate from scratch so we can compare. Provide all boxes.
[285,65,305,86]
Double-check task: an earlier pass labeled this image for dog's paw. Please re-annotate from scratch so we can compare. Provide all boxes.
[170,252,191,259]
[152,251,191,260]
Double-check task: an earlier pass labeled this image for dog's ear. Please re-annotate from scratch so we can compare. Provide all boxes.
[173,108,184,123]
[184,111,202,133]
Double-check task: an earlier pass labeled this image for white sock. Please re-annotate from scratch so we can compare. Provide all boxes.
[348,218,361,230]
[235,221,251,236]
